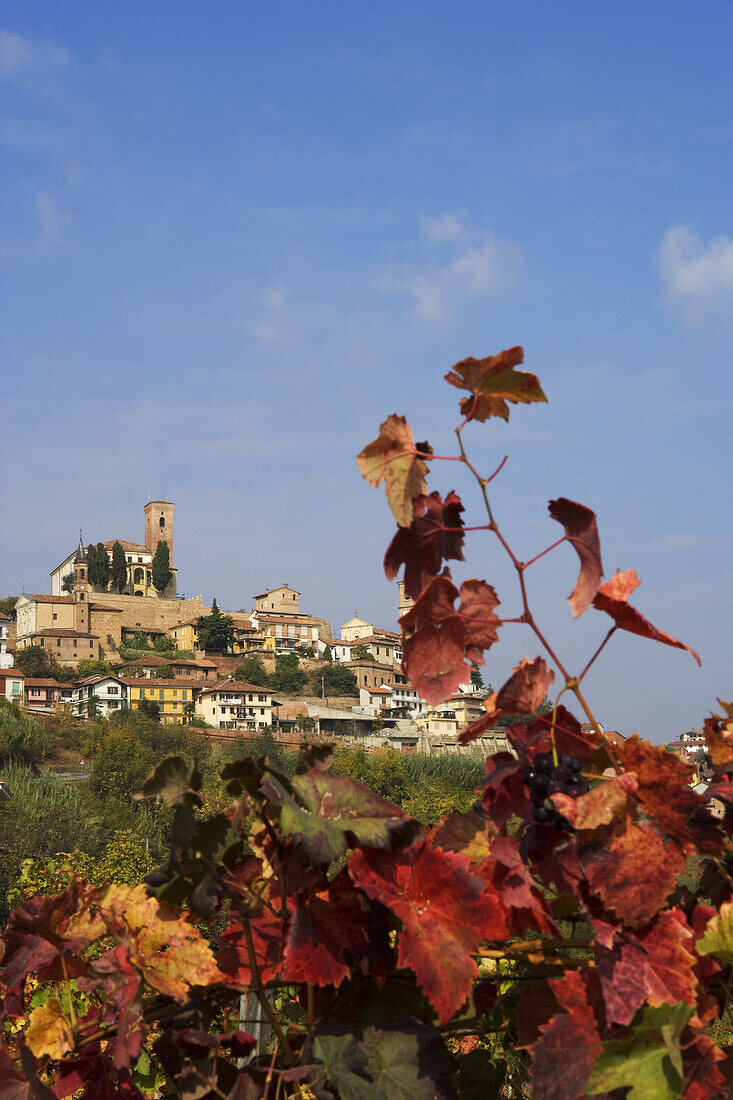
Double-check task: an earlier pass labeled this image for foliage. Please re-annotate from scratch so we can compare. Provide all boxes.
[75,658,110,679]
[470,663,484,690]
[89,730,157,799]
[137,698,161,721]
[153,665,174,678]
[322,644,332,661]
[87,541,109,589]
[314,663,358,695]
[294,713,316,732]
[196,597,235,654]
[0,700,51,768]
[270,652,306,693]
[110,540,127,593]
[351,643,375,661]
[2,347,730,1099]
[234,654,270,687]
[15,645,55,679]
[152,539,172,593]
[152,632,177,655]
[127,630,151,651]
[0,595,18,616]
[60,572,74,594]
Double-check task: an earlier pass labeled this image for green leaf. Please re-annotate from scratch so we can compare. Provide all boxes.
[695,899,733,964]
[455,1050,502,1099]
[586,1002,694,1099]
[312,1031,384,1100]
[361,1027,455,1100]
[134,755,202,808]
[290,770,420,852]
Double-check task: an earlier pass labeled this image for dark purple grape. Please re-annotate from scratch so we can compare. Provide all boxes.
[534,752,554,774]
[527,771,550,794]
[565,756,582,773]
[532,805,553,824]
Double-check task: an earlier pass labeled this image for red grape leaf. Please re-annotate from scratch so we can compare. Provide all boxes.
[681,1034,728,1100]
[529,1011,602,1100]
[357,414,429,528]
[477,752,533,824]
[444,346,547,423]
[618,734,702,850]
[592,568,701,665]
[484,835,557,937]
[482,657,555,722]
[548,497,603,617]
[218,909,283,986]
[457,579,501,655]
[641,909,698,1009]
[581,822,686,928]
[283,874,375,988]
[350,840,507,1022]
[384,490,465,600]
[401,573,500,704]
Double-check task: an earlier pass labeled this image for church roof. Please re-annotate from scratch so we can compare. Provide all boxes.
[102,540,150,553]
[73,534,87,564]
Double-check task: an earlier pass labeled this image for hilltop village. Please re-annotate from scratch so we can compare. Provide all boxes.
[0,500,708,768]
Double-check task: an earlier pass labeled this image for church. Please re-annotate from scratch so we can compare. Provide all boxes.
[15,501,209,664]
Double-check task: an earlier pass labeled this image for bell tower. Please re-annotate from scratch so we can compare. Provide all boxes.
[73,532,90,634]
[144,500,174,559]
[397,580,414,621]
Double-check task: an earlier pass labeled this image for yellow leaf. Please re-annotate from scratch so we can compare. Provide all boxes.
[357,415,428,528]
[26,998,74,1059]
[99,884,223,1001]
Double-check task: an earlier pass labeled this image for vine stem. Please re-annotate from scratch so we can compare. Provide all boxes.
[60,955,76,1030]
[578,626,617,683]
[242,914,295,1064]
[454,424,607,743]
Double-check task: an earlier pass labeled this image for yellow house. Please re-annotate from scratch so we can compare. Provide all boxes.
[169,619,199,651]
[195,678,274,731]
[122,677,194,724]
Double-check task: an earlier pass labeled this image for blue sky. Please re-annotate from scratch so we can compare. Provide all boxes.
[1,1,731,741]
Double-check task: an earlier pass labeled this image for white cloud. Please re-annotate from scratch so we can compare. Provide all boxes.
[34,193,67,242]
[658,226,733,319]
[0,29,70,79]
[388,214,523,324]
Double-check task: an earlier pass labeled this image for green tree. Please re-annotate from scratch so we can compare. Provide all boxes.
[0,699,51,767]
[137,699,161,721]
[89,731,156,799]
[470,664,484,690]
[152,540,172,593]
[270,652,306,693]
[61,573,74,594]
[351,644,375,661]
[234,654,270,687]
[76,658,110,679]
[312,664,358,695]
[322,644,332,661]
[86,543,99,586]
[15,645,54,679]
[128,631,151,651]
[86,695,100,719]
[196,599,235,654]
[94,542,110,589]
[152,633,177,655]
[294,712,315,732]
[95,828,154,885]
[111,541,127,593]
[154,665,174,679]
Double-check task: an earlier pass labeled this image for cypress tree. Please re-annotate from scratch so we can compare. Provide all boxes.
[95,542,110,590]
[111,541,127,593]
[152,540,172,594]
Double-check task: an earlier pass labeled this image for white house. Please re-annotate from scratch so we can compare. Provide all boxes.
[73,675,129,718]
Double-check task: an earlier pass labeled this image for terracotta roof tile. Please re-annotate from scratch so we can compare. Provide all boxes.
[31,628,99,639]
[198,679,273,696]
[121,677,200,688]
[102,540,150,553]
[26,594,74,604]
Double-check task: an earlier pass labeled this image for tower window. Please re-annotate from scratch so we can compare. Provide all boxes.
[80,569,85,579]
[159,517,165,528]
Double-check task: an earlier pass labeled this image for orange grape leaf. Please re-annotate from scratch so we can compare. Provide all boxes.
[444,346,547,423]
[98,884,223,1001]
[547,497,603,616]
[618,734,702,850]
[704,701,733,766]
[384,490,465,600]
[350,841,506,1023]
[458,579,501,655]
[593,569,701,665]
[572,776,631,831]
[26,999,74,1060]
[483,657,555,722]
[357,414,429,527]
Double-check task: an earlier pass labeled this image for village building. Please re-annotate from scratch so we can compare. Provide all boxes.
[72,674,129,718]
[195,678,274,731]
[0,668,25,703]
[24,679,74,712]
[0,613,13,670]
[122,678,196,724]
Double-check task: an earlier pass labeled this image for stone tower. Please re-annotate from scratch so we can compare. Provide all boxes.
[73,533,90,634]
[144,500,174,560]
[397,580,414,621]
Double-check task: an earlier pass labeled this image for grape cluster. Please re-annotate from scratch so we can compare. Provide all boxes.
[524,751,588,828]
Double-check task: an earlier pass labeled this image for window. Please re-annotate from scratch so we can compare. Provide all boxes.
[31,688,40,696]
[173,689,177,697]
[80,593,85,601]
[108,687,118,694]
[53,613,58,620]
[56,639,61,647]
[138,556,143,562]
[127,556,131,563]
[90,639,93,647]
[159,517,165,528]
[182,690,188,700]
[80,569,85,579]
